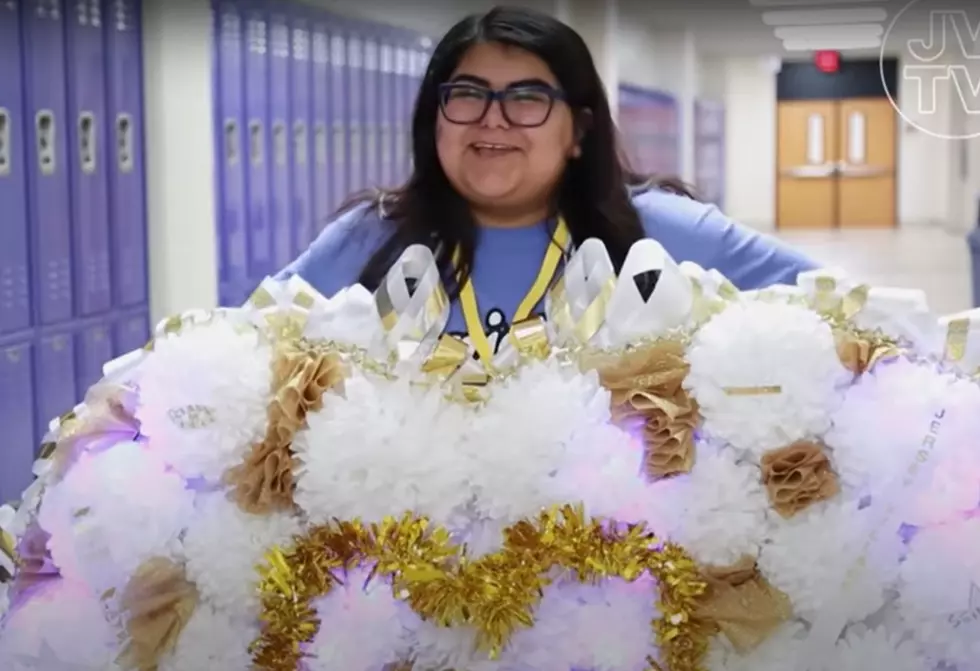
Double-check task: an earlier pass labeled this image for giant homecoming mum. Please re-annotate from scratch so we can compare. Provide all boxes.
[1,239,979,671]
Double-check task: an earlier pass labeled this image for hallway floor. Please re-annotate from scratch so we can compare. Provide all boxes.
[774,226,974,317]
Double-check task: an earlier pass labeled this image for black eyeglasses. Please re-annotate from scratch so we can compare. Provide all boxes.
[438,82,566,128]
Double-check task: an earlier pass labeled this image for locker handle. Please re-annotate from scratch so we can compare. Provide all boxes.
[273,121,286,167]
[293,121,307,166]
[116,113,134,173]
[35,110,56,176]
[224,119,239,165]
[0,108,10,176]
[314,123,327,166]
[78,112,96,174]
[249,120,264,166]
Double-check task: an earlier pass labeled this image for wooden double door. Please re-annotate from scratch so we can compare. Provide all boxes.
[776,98,896,229]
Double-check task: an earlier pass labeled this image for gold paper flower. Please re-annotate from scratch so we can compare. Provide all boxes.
[225,341,347,514]
[760,441,840,518]
[117,557,199,671]
[835,330,899,376]
[592,341,700,479]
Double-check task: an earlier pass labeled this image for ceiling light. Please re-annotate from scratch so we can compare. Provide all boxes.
[774,23,884,40]
[762,7,888,25]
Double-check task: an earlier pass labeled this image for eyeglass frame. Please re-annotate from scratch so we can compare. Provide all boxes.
[437,81,568,128]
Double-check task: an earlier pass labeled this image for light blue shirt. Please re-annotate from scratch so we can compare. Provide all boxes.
[279,188,817,351]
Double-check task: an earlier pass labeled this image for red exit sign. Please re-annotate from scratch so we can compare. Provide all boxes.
[815,50,840,73]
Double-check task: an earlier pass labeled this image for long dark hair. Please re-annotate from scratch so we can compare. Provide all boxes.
[351,6,694,296]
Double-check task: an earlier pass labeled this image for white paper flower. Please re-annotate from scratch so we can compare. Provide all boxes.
[159,605,257,671]
[37,441,193,594]
[825,358,954,496]
[304,567,414,671]
[758,500,897,621]
[493,575,660,671]
[641,443,770,567]
[182,492,301,617]
[136,318,272,482]
[294,371,473,528]
[896,518,980,667]
[685,301,849,455]
[304,284,385,350]
[0,578,119,670]
[827,627,928,671]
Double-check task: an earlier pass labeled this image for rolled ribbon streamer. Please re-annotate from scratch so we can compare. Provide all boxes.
[939,309,980,375]
[602,239,694,347]
[375,244,450,366]
[492,316,552,371]
[547,238,616,347]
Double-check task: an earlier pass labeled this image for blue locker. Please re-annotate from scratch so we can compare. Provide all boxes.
[310,16,331,231]
[0,338,36,501]
[113,310,147,357]
[66,0,112,317]
[362,32,380,187]
[34,331,76,449]
[346,27,364,197]
[268,7,293,270]
[243,1,272,287]
[289,9,314,253]
[104,0,149,310]
[76,320,113,395]
[23,0,74,326]
[214,0,248,305]
[329,25,348,211]
[0,2,32,336]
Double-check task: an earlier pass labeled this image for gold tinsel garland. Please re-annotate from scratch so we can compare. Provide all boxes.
[252,505,709,671]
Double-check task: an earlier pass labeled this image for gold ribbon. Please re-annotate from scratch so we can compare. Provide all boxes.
[836,330,900,375]
[0,527,16,582]
[420,335,470,377]
[549,276,614,345]
[945,317,970,362]
[812,277,869,322]
[507,316,551,360]
[722,385,782,396]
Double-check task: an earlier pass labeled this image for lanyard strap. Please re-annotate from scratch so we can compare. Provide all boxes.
[457,218,570,369]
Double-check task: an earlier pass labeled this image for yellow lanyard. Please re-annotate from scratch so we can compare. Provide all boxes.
[457,217,570,369]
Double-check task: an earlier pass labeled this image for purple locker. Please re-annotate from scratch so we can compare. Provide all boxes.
[0,339,36,501]
[362,34,380,188]
[104,0,148,310]
[23,0,74,325]
[113,310,148,356]
[268,8,293,270]
[329,27,347,212]
[289,11,314,253]
[243,2,272,284]
[310,18,330,233]
[394,42,411,183]
[66,0,112,317]
[76,320,113,394]
[34,331,77,444]
[214,0,248,305]
[0,3,32,335]
[378,35,396,188]
[346,29,365,196]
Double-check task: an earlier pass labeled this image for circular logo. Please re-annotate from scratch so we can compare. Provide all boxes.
[881,0,980,140]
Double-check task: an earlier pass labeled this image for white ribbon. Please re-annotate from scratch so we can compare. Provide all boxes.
[374,244,449,363]
[546,238,616,347]
[603,239,693,348]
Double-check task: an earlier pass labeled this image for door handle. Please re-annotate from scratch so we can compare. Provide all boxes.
[780,163,838,178]
[836,162,890,178]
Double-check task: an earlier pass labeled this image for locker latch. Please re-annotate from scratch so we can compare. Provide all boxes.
[35,110,56,176]
[116,113,133,173]
[249,120,264,166]
[0,108,9,176]
[224,119,239,165]
[78,112,96,174]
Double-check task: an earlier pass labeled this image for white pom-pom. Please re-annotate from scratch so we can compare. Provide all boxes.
[0,578,119,670]
[182,492,301,617]
[137,319,272,482]
[706,622,807,671]
[37,441,193,594]
[304,567,413,670]
[685,301,847,455]
[294,372,472,527]
[827,627,928,671]
[159,605,258,671]
[305,284,385,350]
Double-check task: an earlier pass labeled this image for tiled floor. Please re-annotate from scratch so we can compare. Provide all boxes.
[775,226,975,317]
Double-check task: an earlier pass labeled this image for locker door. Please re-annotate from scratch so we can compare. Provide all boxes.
[244,3,272,287]
[67,0,112,317]
[34,331,77,446]
[0,339,36,502]
[289,11,314,253]
[268,8,293,270]
[394,42,411,183]
[214,0,249,305]
[311,18,331,233]
[104,0,149,310]
[363,33,380,188]
[346,30,364,196]
[113,311,148,357]
[329,27,348,211]
[0,2,32,335]
[23,0,74,325]
[378,35,395,188]
[76,320,113,394]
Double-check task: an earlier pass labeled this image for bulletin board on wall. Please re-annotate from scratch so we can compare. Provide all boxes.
[617,84,680,178]
[694,99,725,209]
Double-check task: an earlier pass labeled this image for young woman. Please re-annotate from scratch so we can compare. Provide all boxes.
[279,6,817,357]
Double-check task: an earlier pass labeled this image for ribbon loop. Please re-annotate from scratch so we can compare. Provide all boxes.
[547,238,616,347]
